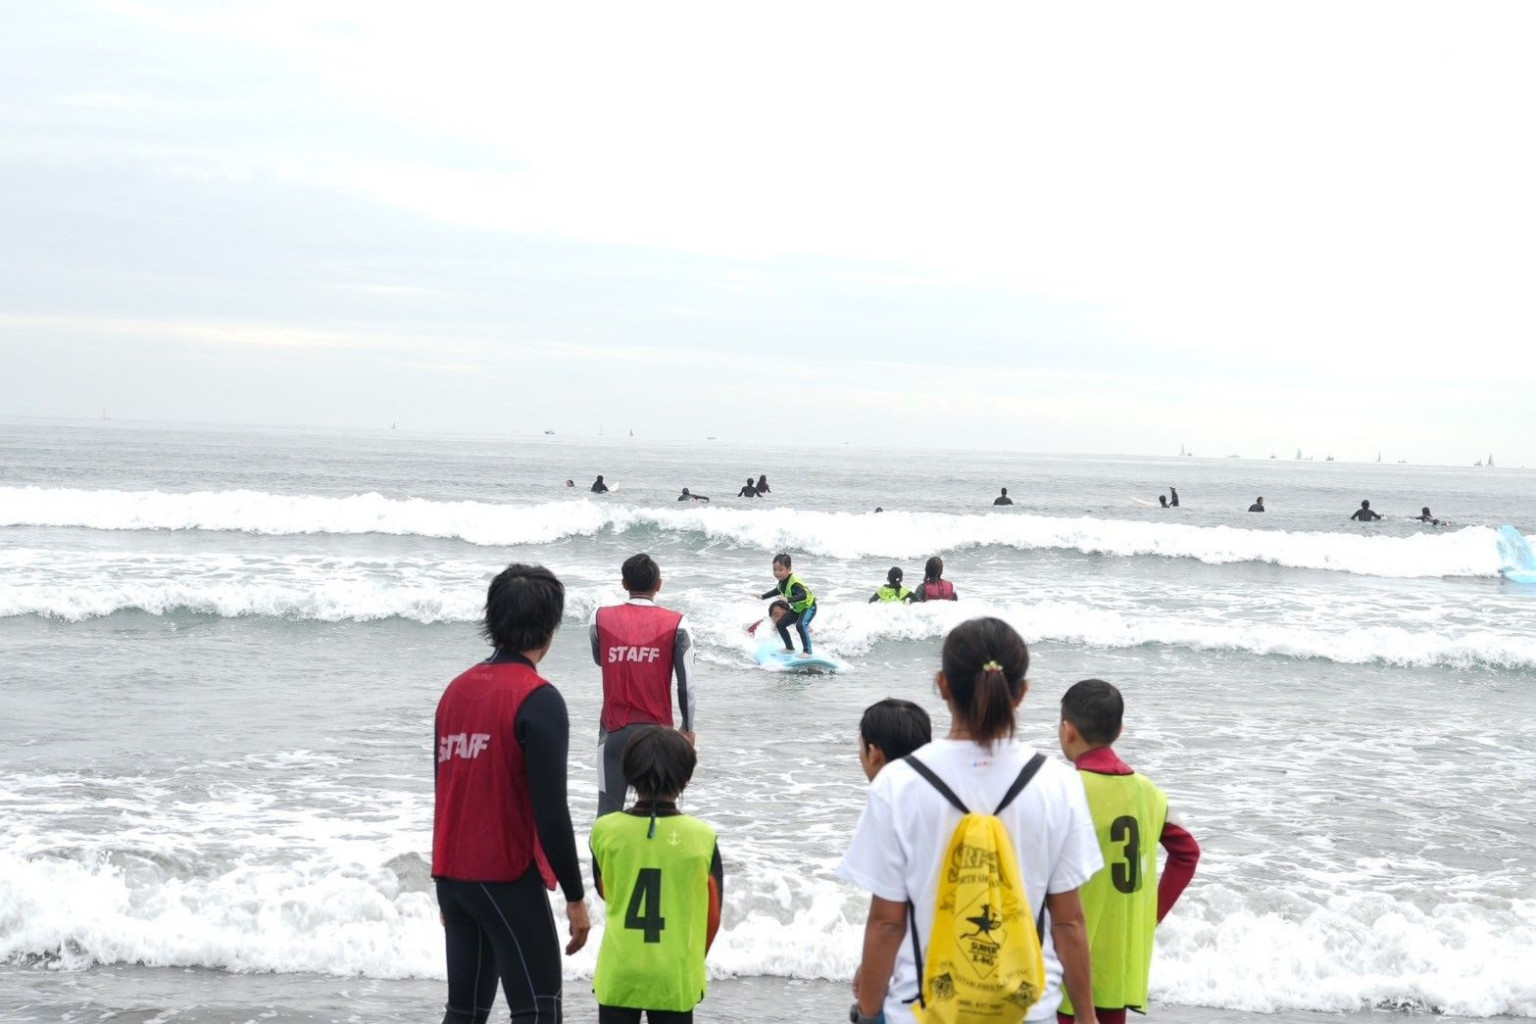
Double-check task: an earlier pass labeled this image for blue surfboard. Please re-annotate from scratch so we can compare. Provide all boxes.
[754,641,849,673]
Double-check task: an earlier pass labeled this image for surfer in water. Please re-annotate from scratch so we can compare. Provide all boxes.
[677,488,709,503]
[1248,497,1265,512]
[1350,500,1382,522]
[1415,506,1443,526]
[738,478,759,498]
[911,556,957,602]
[1158,495,1169,508]
[755,475,770,494]
[1169,487,1179,507]
[759,553,816,655]
[993,487,1013,506]
[591,476,609,494]
[869,567,913,604]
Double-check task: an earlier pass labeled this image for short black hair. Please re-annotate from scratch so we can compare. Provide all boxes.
[860,698,931,761]
[621,726,697,799]
[481,564,564,653]
[622,553,660,593]
[1060,678,1124,746]
[773,552,792,569]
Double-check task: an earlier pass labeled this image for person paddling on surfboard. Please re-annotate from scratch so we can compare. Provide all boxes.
[759,553,816,656]
[1414,506,1443,526]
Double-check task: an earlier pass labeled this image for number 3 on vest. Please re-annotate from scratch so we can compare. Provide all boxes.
[625,867,667,942]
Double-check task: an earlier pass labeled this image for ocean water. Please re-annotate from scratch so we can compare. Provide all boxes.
[2,420,1534,1020]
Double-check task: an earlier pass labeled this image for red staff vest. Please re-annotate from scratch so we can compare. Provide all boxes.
[596,603,683,732]
[432,659,557,886]
[921,579,955,600]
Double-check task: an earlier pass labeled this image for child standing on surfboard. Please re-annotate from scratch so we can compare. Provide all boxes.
[759,553,817,656]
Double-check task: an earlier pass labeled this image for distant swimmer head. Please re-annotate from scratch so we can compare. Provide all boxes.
[680,487,690,496]
[565,479,574,487]
[1360,500,1371,509]
[1158,495,1169,507]
[886,566,904,586]
[1000,487,1009,496]
[757,475,769,488]
[1422,506,1432,516]
[925,555,944,581]
[874,507,884,513]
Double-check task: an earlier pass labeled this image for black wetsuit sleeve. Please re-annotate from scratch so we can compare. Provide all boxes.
[760,586,780,600]
[869,592,880,603]
[787,582,807,605]
[515,685,585,902]
[710,842,724,903]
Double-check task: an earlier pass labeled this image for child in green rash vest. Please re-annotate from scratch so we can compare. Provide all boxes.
[867,567,913,604]
[758,552,817,655]
[1056,680,1202,1024]
[590,726,723,1024]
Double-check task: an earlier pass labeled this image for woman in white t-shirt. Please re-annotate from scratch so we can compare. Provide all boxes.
[838,617,1104,1024]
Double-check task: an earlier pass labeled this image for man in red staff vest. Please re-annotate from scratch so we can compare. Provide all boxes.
[433,562,589,1024]
[589,552,697,817]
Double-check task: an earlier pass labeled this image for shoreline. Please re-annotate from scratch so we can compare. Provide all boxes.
[0,965,1514,1023]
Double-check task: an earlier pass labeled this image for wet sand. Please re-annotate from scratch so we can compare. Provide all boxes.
[0,964,1507,1023]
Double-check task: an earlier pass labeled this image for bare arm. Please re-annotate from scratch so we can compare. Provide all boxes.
[1046,889,1098,1024]
[855,895,908,1017]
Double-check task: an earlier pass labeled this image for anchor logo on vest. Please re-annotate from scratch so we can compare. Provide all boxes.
[667,829,681,846]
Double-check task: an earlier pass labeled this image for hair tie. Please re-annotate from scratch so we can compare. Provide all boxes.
[981,660,1003,672]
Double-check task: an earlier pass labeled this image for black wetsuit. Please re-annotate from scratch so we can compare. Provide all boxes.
[677,493,709,503]
[436,666,584,1024]
[738,485,758,497]
[993,495,1013,506]
[1351,507,1382,521]
[1248,502,1265,512]
[592,480,609,493]
[1170,490,1180,507]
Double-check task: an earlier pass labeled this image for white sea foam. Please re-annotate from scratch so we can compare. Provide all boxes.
[0,486,1516,578]
[6,551,1532,671]
[3,845,1533,1016]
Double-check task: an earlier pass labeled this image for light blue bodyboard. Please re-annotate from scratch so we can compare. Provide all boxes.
[754,641,849,673]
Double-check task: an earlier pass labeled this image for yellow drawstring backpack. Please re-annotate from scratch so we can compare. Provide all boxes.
[903,753,1049,1024]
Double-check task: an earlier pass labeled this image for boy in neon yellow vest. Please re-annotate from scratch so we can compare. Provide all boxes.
[590,726,722,1023]
[1057,679,1201,1024]
[759,552,817,655]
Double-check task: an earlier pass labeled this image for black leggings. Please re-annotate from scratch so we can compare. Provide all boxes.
[774,603,816,654]
[437,872,563,1024]
[597,1008,693,1024]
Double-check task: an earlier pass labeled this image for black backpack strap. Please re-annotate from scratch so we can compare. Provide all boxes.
[905,899,925,1007]
[993,752,1047,814]
[903,754,971,814]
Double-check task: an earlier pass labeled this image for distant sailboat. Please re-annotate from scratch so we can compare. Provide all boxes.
[1376,452,1382,463]
[390,421,396,430]
[1295,448,1302,460]
[628,428,634,438]
[100,407,110,421]
[1488,454,1495,468]
[1326,454,1334,462]
[544,429,555,436]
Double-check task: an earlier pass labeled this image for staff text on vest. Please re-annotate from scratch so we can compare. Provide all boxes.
[439,732,492,762]
[607,646,663,663]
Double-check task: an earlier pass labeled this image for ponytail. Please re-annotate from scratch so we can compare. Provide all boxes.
[924,555,944,583]
[941,617,1029,750]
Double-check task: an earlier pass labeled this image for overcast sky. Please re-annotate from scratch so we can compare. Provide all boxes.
[2,1,1531,463]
